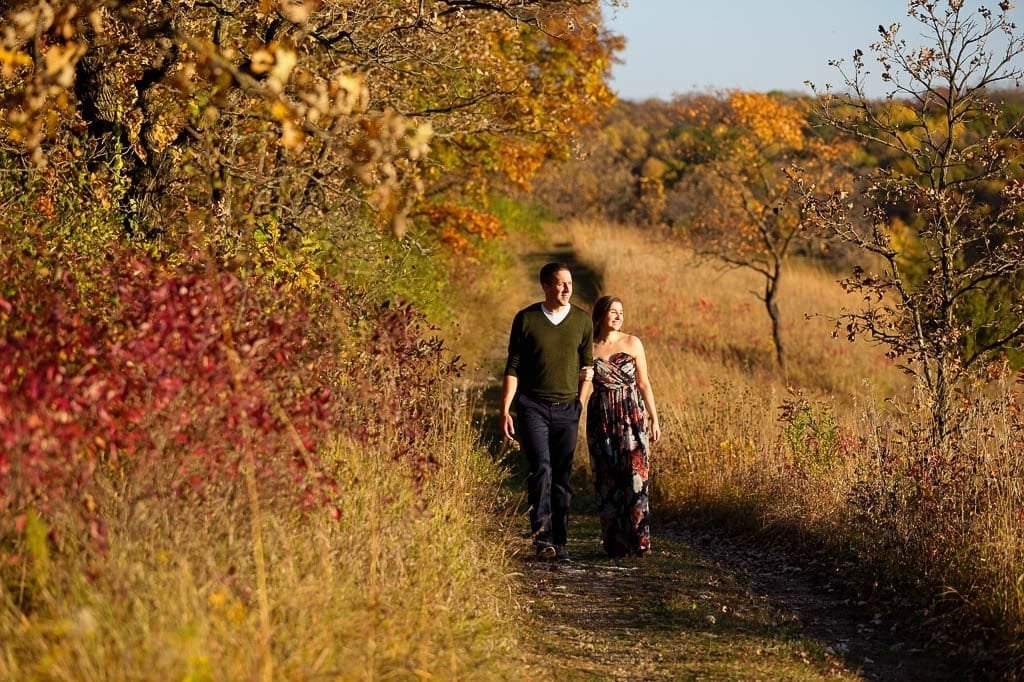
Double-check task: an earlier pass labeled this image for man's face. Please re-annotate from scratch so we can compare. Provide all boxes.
[543,269,573,308]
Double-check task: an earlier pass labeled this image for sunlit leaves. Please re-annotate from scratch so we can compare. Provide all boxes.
[727,91,807,156]
[680,91,851,265]
[1,0,619,257]
[420,201,503,254]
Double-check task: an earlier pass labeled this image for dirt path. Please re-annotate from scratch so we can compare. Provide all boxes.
[465,231,987,680]
[511,511,970,681]
[492,236,974,681]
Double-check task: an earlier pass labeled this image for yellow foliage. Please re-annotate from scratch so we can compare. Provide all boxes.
[0,47,32,75]
[640,156,667,179]
[887,215,927,272]
[269,100,291,122]
[727,92,806,152]
[675,91,854,269]
[878,101,918,127]
[496,143,545,191]
[250,217,323,290]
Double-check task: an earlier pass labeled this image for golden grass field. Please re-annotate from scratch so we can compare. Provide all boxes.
[555,219,1024,660]
[4,217,1021,679]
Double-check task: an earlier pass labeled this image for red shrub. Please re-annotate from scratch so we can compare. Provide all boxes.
[1,239,461,536]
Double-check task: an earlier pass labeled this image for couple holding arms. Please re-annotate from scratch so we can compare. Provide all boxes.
[501,262,661,562]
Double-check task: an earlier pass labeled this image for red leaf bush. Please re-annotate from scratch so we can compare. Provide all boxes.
[1,240,460,537]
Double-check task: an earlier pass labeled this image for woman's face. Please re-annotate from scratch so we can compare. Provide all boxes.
[602,301,624,332]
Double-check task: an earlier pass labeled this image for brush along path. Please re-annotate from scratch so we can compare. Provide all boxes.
[511,514,965,681]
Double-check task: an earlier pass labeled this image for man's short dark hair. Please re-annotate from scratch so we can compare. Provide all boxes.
[539,262,571,286]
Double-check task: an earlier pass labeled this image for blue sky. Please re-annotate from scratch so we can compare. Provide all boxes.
[604,1,1014,101]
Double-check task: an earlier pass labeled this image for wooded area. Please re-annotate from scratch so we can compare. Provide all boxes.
[3,0,1024,677]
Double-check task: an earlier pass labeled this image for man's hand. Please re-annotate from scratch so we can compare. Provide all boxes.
[502,412,515,441]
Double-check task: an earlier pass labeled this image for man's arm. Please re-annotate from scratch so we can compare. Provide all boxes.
[577,311,595,406]
[578,366,593,407]
[501,310,524,441]
[501,374,518,441]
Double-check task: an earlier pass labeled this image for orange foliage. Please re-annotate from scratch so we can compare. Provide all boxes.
[0,0,621,252]
[420,202,505,255]
[679,91,854,263]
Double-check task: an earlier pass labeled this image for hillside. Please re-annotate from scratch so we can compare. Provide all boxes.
[455,220,1010,679]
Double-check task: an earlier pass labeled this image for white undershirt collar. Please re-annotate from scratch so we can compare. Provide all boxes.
[542,304,570,325]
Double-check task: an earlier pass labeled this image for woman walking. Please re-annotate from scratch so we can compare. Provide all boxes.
[586,295,661,558]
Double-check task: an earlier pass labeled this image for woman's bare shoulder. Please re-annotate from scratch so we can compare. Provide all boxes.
[624,333,645,353]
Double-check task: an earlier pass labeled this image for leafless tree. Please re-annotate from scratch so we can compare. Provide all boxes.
[804,0,1024,447]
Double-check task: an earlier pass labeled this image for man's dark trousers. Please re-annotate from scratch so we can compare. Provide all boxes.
[515,393,581,548]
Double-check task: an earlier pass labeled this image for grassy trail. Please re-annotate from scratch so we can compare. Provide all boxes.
[513,517,856,681]
[475,227,968,681]
[508,506,966,681]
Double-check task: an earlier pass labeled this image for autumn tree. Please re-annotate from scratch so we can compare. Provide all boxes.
[0,0,623,550]
[531,99,669,224]
[0,0,621,270]
[804,0,1024,445]
[676,91,853,370]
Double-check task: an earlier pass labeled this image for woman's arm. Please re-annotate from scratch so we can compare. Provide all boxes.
[632,337,661,444]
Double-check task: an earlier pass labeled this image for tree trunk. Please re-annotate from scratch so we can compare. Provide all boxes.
[930,359,953,454]
[765,277,786,372]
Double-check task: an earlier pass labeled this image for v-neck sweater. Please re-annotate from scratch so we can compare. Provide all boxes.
[504,302,594,403]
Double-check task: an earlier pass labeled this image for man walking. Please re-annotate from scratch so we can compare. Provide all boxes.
[502,262,593,561]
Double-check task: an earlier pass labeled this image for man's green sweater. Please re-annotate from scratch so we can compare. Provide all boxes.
[504,303,594,404]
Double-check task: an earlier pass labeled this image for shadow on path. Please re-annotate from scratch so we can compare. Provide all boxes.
[514,515,976,681]
[663,519,975,681]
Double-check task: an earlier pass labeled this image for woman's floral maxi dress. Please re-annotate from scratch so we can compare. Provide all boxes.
[587,352,651,557]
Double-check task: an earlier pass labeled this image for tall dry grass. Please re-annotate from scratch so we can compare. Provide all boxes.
[0,393,525,680]
[563,219,1024,660]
